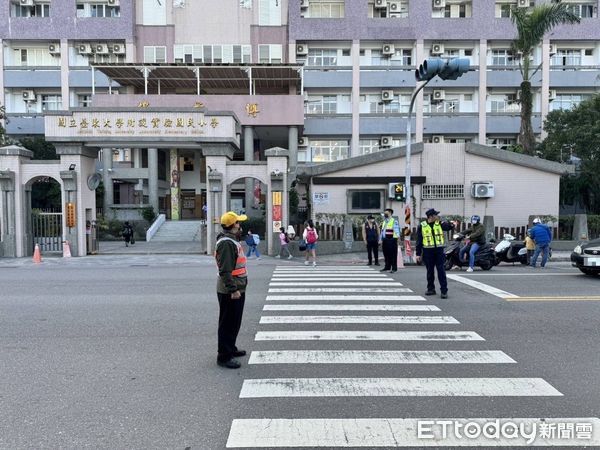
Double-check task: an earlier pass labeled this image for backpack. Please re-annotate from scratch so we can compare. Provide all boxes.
[306,228,318,244]
[252,234,260,245]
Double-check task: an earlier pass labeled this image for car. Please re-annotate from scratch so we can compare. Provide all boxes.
[571,238,600,276]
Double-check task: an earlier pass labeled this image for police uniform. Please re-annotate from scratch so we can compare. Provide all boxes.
[416,208,454,298]
[215,212,248,368]
[381,215,401,272]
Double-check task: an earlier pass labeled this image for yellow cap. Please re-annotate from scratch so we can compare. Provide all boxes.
[220,211,248,227]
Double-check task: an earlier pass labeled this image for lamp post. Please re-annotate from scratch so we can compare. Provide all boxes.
[404,57,470,239]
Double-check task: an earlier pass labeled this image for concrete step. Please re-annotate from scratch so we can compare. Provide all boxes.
[152,221,204,242]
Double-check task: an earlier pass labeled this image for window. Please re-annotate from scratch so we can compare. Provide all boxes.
[435,1,472,18]
[421,185,464,200]
[306,0,345,18]
[564,3,597,18]
[259,0,282,24]
[144,46,166,63]
[174,45,250,63]
[495,1,518,18]
[489,94,520,113]
[259,44,283,63]
[359,139,404,155]
[550,94,592,111]
[305,95,338,114]
[41,94,63,111]
[551,49,582,67]
[77,3,120,17]
[77,94,92,108]
[11,47,58,67]
[369,0,407,18]
[348,190,384,213]
[487,137,517,149]
[309,140,349,162]
[425,96,461,114]
[183,157,194,171]
[307,49,337,66]
[360,94,410,114]
[12,3,51,17]
[491,49,516,66]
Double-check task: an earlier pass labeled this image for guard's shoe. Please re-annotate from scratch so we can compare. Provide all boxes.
[232,350,247,357]
[425,290,436,296]
[288,255,293,259]
[379,268,389,272]
[217,359,241,369]
[304,261,310,266]
[441,292,448,299]
[367,262,372,266]
[466,267,474,272]
[390,269,397,273]
[375,262,380,266]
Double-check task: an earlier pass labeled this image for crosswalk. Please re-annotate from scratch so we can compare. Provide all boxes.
[226,266,600,447]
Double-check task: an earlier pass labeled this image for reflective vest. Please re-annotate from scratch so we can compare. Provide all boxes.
[421,221,445,248]
[383,218,399,239]
[215,237,248,278]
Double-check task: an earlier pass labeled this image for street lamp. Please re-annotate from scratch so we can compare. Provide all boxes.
[403,57,470,238]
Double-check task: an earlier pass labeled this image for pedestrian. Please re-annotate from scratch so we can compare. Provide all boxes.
[214,211,248,369]
[362,215,381,266]
[122,221,134,247]
[415,208,456,299]
[524,231,535,265]
[380,208,401,273]
[303,219,319,267]
[528,217,552,268]
[459,215,486,272]
[244,229,261,260]
[277,227,293,259]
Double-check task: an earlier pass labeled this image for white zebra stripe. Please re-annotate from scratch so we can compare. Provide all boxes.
[259,315,459,324]
[248,350,515,365]
[254,330,485,341]
[272,274,388,277]
[265,295,426,301]
[269,282,403,286]
[227,417,599,447]
[271,278,390,282]
[239,377,563,398]
[263,304,440,311]
[268,288,411,293]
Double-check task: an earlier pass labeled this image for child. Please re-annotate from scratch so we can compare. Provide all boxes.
[524,232,535,265]
[244,229,261,259]
[302,219,319,267]
[278,227,293,259]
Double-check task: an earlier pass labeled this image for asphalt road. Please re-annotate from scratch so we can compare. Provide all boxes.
[0,256,599,449]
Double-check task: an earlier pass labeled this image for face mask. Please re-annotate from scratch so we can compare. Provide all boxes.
[384,213,389,218]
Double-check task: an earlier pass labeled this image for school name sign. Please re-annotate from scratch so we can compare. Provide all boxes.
[45,112,237,140]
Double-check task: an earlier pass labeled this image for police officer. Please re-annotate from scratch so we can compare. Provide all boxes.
[415,208,455,299]
[380,208,401,273]
[215,211,248,369]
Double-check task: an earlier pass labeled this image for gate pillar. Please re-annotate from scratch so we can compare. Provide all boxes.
[0,170,16,257]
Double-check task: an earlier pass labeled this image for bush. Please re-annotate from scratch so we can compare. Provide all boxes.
[141,206,156,223]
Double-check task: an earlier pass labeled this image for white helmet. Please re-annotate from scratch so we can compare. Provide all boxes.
[533,217,541,224]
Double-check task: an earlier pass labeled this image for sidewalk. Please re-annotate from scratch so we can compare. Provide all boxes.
[98,240,203,255]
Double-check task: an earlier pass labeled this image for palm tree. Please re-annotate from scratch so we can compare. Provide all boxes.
[511,2,580,155]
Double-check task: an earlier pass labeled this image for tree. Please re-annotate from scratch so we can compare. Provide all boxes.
[20,136,58,160]
[511,3,579,155]
[540,94,600,213]
[0,104,8,146]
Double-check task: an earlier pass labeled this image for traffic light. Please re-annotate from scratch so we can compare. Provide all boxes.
[415,58,470,82]
[389,183,405,202]
[66,202,76,228]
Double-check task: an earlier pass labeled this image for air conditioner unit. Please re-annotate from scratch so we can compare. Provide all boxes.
[433,0,446,9]
[300,0,309,8]
[549,89,557,100]
[78,44,93,55]
[472,182,495,198]
[296,44,308,56]
[112,44,125,55]
[431,43,444,55]
[432,89,445,101]
[549,44,556,55]
[381,90,394,102]
[517,0,528,7]
[22,90,36,101]
[374,0,387,8]
[95,44,109,55]
[382,44,395,55]
[20,0,34,7]
[432,135,444,144]
[388,1,402,12]
[107,0,120,5]
[48,43,60,56]
[298,136,309,147]
[380,136,393,147]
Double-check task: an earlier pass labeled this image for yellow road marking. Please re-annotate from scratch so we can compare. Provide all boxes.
[505,296,600,302]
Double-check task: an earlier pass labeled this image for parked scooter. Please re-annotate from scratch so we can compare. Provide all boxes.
[444,233,496,271]
[493,234,528,265]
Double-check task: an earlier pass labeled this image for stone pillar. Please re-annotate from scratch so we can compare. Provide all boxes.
[133,148,143,204]
[478,39,487,145]
[101,148,113,216]
[148,148,159,215]
[169,148,180,220]
[60,170,79,257]
[415,39,425,142]
[573,214,589,241]
[351,39,361,157]
[244,126,254,213]
[60,39,69,109]
[0,170,16,257]
[483,215,495,242]
[266,147,289,256]
[540,39,551,140]
[288,125,298,180]
[0,39,5,110]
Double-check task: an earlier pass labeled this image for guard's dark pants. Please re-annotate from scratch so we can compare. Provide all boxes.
[423,247,448,293]
[382,238,398,270]
[367,240,379,264]
[217,292,246,362]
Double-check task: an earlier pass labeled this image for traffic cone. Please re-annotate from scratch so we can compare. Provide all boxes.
[33,244,42,263]
[63,241,72,258]
[397,244,405,269]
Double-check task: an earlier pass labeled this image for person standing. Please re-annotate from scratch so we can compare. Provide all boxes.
[416,208,455,299]
[529,217,552,268]
[215,211,248,369]
[459,215,486,272]
[362,215,381,266]
[244,229,261,260]
[303,219,319,267]
[380,208,401,273]
[524,231,535,265]
[278,227,293,259]
[122,221,134,247]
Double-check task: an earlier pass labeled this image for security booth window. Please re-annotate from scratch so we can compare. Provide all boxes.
[348,190,384,213]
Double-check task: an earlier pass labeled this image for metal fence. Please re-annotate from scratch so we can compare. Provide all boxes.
[32,212,63,253]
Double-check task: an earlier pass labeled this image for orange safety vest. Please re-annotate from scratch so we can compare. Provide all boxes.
[215,237,248,278]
